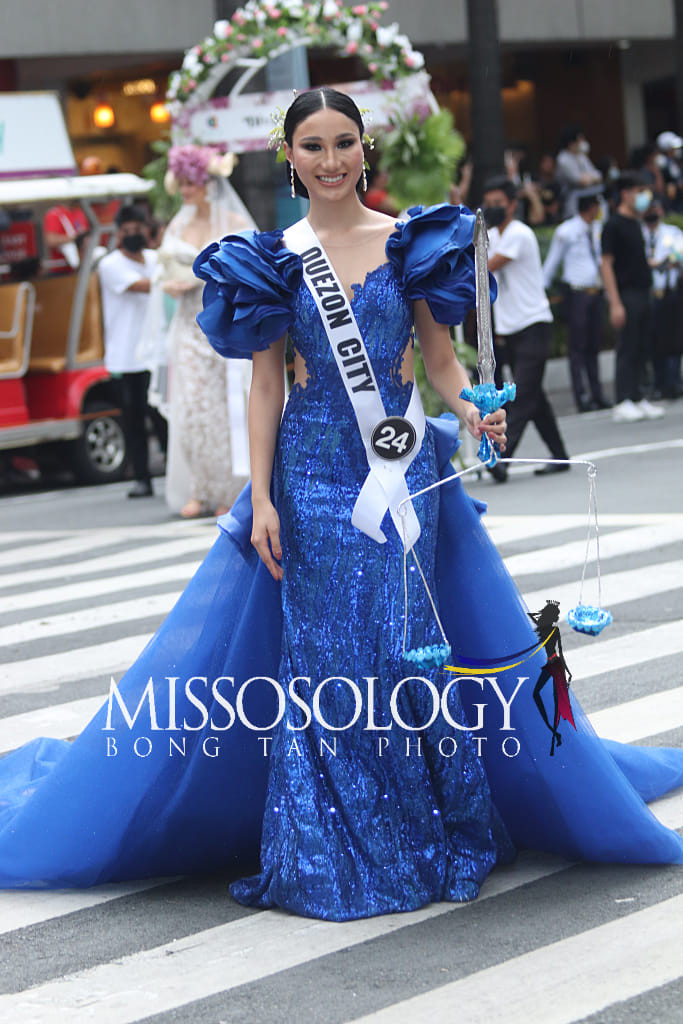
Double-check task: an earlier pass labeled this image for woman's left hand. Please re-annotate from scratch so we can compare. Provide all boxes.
[464,406,507,452]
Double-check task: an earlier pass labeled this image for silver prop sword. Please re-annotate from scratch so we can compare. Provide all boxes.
[473,208,496,386]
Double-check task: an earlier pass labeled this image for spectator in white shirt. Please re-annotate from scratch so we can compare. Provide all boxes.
[98,206,167,497]
[483,176,570,483]
[543,189,611,412]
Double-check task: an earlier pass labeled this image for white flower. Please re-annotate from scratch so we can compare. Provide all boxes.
[376,22,398,47]
[322,0,338,17]
[214,20,230,38]
[347,19,363,42]
[208,152,238,178]
[254,8,266,25]
[406,49,425,69]
[182,52,203,76]
[393,33,410,50]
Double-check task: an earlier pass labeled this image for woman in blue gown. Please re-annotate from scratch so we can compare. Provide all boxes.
[0,89,681,918]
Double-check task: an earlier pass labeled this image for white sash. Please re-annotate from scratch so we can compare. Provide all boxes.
[284,218,425,550]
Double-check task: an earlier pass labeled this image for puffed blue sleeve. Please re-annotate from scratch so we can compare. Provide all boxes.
[193,229,303,358]
[385,204,497,325]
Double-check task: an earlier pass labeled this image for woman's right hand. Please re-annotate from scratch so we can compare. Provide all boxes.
[251,498,283,581]
[162,279,198,299]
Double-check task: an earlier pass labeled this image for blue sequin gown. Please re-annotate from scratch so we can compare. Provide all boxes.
[0,206,681,918]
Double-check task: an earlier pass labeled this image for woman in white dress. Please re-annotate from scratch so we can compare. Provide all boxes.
[157,145,254,517]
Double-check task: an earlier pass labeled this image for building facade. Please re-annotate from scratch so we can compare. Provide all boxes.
[0,0,679,174]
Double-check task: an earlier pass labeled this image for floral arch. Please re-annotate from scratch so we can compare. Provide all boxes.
[165,1,463,209]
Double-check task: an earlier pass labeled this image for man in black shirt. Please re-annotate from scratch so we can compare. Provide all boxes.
[601,172,664,421]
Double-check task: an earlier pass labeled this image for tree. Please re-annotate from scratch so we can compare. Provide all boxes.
[675,0,683,133]
[465,0,505,204]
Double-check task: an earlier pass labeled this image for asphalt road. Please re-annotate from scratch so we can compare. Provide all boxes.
[0,397,681,1023]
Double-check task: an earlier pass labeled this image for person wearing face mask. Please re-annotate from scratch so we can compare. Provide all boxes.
[555,125,603,218]
[601,173,665,422]
[482,176,570,482]
[643,201,683,399]
[98,205,168,497]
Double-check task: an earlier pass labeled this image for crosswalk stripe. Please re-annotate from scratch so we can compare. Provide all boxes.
[504,520,683,577]
[0,591,178,648]
[0,559,201,615]
[0,879,180,937]
[0,530,73,550]
[567,620,683,680]
[0,521,206,571]
[0,695,105,755]
[0,534,212,592]
[0,853,573,1022]
[0,635,150,694]
[349,893,683,1024]
[588,685,683,743]
[485,512,683,547]
[522,558,683,616]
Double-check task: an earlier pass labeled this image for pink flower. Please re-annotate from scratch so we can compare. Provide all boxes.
[370,20,379,30]
[379,0,388,8]
[237,32,246,41]
[221,51,231,61]
[267,6,282,16]
[405,54,415,68]
[233,10,247,24]
[253,37,264,48]
[352,4,367,13]
[277,25,288,36]
[187,80,196,90]
[368,62,378,73]
[346,41,359,54]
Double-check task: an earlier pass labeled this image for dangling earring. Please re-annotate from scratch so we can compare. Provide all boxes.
[290,164,296,199]
[362,166,368,192]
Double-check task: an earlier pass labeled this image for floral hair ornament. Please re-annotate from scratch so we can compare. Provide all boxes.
[267,94,375,167]
[267,103,289,164]
[164,145,238,194]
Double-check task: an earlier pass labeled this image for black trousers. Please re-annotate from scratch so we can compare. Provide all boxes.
[565,288,605,406]
[116,371,168,484]
[499,321,569,461]
[615,287,652,404]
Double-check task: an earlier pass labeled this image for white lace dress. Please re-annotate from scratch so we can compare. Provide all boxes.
[155,227,251,514]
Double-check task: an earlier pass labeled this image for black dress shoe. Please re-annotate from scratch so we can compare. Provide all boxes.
[128,480,154,498]
[534,462,570,476]
[593,397,612,410]
[577,397,593,413]
[486,462,508,483]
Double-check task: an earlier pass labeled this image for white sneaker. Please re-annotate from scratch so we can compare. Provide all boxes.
[613,399,645,422]
[637,398,665,419]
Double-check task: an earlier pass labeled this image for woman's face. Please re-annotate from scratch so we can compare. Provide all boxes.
[178,179,207,206]
[284,107,363,203]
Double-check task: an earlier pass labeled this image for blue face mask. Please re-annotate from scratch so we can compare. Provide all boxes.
[634,190,653,214]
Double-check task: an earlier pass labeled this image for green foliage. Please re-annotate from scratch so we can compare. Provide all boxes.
[379,109,465,210]
[142,138,182,222]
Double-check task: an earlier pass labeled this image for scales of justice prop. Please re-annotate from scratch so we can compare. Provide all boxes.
[398,210,613,672]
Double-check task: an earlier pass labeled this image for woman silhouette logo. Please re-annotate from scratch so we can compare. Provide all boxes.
[529,601,577,756]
